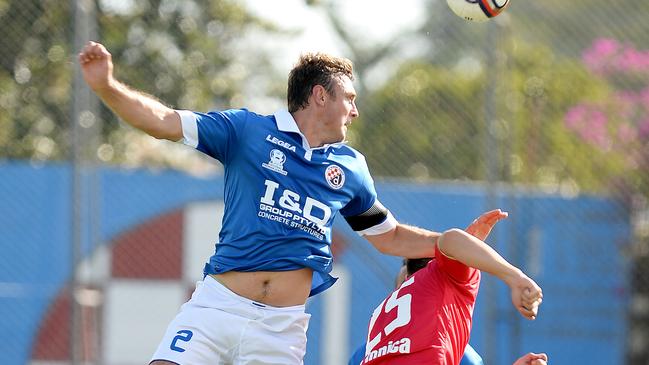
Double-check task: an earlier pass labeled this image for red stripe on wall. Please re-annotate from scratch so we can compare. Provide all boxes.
[111,210,184,279]
[31,287,71,360]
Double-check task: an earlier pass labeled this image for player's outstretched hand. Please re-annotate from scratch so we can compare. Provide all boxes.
[465,209,508,241]
[508,273,543,320]
[78,41,114,92]
[512,352,548,365]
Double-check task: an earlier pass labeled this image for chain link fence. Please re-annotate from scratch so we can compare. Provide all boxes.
[1,0,647,364]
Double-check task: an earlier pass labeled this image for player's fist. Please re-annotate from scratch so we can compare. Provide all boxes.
[78,41,114,92]
[465,209,508,241]
[508,274,542,320]
[512,352,548,365]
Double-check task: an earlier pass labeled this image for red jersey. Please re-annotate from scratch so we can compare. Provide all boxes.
[361,245,480,365]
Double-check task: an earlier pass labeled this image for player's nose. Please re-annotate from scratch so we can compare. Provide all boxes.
[351,102,359,118]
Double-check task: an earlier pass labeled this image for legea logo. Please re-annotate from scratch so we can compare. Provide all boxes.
[266,134,296,152]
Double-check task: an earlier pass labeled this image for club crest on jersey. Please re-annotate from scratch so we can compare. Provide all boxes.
[262,149,288,175]
[325,165,345,189]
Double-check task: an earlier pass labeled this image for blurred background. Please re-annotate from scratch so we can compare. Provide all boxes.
[1,0,648,364]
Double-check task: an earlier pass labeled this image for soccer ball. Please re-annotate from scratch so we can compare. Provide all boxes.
[446,0,511,22]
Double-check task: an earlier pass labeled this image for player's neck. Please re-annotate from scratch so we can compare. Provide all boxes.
[291,109,326,148]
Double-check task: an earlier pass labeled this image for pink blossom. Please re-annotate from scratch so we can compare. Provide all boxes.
[639,119,649,138]
[564,105,612,150]
[618,123,637,144]
[582,111,611,149]
[640,88,649,111]
[582,38,619,74]
[568,38,649,160]
[590,110,608,129]
[582,38,649,76]
[564,105,588,129]
[619,47,645,73]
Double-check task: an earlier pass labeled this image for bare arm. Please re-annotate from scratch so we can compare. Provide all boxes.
[363,208,541,318]
[78,41,182,141]
[364,223,439,259]
[438,228,519,280]
[438,227,543,320]
[364,209,506,261]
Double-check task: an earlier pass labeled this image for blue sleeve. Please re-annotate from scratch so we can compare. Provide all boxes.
[460,344,484,365]
[178,108,249,163]
[348,344,366,365]
[340,155,377,217]
[340,153,397,235]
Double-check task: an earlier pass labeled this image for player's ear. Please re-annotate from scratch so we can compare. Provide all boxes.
[312,85,327,105]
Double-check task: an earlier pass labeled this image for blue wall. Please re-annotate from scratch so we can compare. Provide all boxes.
[335,181,630,365]
[0,163,630,364]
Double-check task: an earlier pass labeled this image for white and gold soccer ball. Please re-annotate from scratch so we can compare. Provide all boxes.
[446,0,511,22]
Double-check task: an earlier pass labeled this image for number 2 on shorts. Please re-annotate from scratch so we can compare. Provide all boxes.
[170,329,193,352]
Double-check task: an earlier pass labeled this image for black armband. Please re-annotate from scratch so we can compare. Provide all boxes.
[344,201,390,232]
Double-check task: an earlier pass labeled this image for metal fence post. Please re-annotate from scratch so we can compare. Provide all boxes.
[71,0,98,363]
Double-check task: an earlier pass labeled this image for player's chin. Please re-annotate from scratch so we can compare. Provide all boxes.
[338,128,347,141]
[326,133,346,145]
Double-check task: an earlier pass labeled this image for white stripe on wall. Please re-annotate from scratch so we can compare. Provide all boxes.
[321,265,350,365]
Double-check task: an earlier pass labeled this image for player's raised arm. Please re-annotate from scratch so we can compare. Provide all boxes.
[437,221,543,320]
[77,41,182,141]
[362,209,506,260]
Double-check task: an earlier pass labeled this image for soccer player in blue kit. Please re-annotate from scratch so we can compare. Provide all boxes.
[78,40,514,365]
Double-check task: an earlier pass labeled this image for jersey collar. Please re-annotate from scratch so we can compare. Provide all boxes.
[274,109,301,133]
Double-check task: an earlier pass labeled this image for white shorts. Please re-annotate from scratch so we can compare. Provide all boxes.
[150,275,311,365]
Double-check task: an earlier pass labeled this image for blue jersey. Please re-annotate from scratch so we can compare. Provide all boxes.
[178,109,397,296]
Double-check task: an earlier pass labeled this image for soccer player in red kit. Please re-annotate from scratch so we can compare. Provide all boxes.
[360,210,544,365]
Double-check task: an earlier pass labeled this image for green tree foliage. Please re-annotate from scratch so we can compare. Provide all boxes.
[562,38,649,197]
[0,0,279,166]
[0,0,71,160]
[504,42,623,194]
[506,0,649,57]
[353,39,620,196]
[100,0,277,111]
[96,0,280,168]
[353,61,484,180]
[418,0,649,60]
[343,0,640,196]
